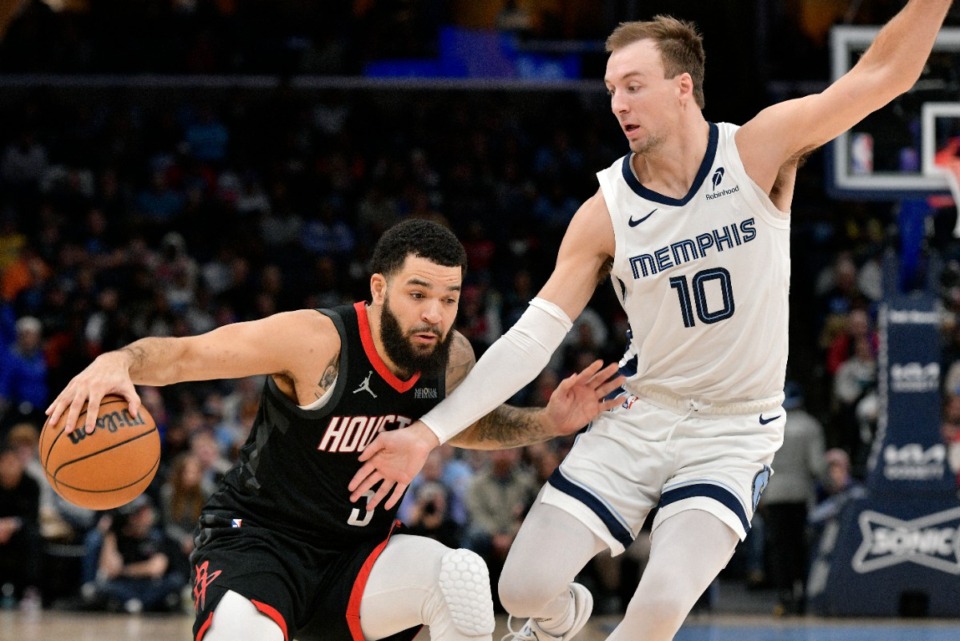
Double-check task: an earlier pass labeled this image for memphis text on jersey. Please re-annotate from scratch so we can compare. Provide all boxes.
[317,414,414,453]
[629,218,757,279]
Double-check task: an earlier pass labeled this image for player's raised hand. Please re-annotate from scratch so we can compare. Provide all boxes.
[543,360,625,436]
[45,351,141,435]
[349,421,440,511]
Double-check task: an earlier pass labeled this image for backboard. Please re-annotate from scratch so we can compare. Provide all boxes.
[829,27,960,200]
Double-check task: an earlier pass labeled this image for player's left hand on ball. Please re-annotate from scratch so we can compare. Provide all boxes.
[544,360,625,436]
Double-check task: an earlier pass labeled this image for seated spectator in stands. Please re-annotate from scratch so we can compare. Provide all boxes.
[0,316,48,431]
[403,481,461,549]
[942,394,960,488]
[0,443,42,610]
[831,334,877,469]
[810,449,866,527]
[6,422,95,543]
[825,308,878,378]
[463,448,537,612]
[190,429,232,486]
[83,495,184,614]
[160,452,214,579]
[398,445,472,528]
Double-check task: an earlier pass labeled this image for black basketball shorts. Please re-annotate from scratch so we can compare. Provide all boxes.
[190,515,419,641]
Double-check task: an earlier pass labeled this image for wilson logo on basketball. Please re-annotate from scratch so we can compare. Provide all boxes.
[66,409,148,444]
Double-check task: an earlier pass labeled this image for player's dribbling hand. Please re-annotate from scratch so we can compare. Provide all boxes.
[44,351,141,435]
[349,421,439,511]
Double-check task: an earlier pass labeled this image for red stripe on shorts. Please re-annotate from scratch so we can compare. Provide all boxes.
[195,611,214,641]
[345,521,401,641]
[252,599,290,641]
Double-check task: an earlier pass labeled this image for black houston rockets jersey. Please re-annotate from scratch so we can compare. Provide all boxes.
[203,301,446,548]
[597,122,790,405]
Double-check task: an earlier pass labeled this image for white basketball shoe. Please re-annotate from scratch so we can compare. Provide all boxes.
[502,583,593,641]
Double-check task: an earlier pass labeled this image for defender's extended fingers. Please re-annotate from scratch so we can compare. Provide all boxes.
[591,361,621,383]
[367,478,395,512]
[596,374,627,399]
[349,463,379,498]
[356,437,384,463]
[384,482,409,511]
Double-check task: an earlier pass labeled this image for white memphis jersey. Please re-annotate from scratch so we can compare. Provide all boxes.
[597,122,790,405]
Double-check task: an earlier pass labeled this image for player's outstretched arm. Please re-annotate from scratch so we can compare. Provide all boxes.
[349,359,624,511]
[738,0,954,192]
[349,191,616,510]
[450,360,625,450]
[46,309,336,435]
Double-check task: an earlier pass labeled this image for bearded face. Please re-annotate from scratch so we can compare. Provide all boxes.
[379,292,454,376]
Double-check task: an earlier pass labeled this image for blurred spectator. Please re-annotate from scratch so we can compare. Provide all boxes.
[0,443,42,611]
[0,316,48,431]
[831,335,877,467]
[399,445,472,528]
[190,429,232,487]
[463,448,537,612]
[761,383,826,616]
[1,130,48,194]
[404,480,461,549]
[83,495,184,614]
[825,308,878,378]
[135,170,185,230]
[942,394,960,488]
[183,104,229,164]
[6,422,95,544]
[160,452,214,579]
[810,449,866,526]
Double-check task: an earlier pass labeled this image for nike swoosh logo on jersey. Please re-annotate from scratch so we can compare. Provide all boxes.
[628,208,658,227]
[759,414,782,425]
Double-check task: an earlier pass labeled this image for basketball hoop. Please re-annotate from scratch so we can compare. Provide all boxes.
[930,137,960,238]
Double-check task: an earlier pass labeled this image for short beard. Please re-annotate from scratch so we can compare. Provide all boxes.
[630,132,663,156]
[380,296,452,376]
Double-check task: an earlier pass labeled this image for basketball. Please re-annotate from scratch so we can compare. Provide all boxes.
[39,394,160,510]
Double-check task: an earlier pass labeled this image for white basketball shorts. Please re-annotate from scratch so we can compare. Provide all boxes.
[540,394,785,555]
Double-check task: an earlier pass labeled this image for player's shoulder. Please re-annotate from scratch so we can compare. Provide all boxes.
[444,330,476,393]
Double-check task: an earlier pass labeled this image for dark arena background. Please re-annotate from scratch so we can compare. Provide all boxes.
[0,1,959,639]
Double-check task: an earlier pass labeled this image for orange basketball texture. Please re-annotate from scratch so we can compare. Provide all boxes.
[39,395,160,510]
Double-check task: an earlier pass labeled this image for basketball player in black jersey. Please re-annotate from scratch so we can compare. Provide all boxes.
[45,219,624,641]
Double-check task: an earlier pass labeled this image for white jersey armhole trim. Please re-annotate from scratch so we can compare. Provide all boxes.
[298,378,336,411]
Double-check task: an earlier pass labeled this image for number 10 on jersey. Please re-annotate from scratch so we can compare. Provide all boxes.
[669,267,735,327]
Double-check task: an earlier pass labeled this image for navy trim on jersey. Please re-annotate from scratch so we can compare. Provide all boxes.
[547,469,634,548]
[620,122,719,206]
[658,482,749,533]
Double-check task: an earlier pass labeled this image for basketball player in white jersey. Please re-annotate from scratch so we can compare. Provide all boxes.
[351,2,955,639]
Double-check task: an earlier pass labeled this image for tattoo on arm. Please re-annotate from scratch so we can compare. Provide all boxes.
[445,332,476,393]
[122,343,149,370]
[465,405,547,448]
[316,352,340,398]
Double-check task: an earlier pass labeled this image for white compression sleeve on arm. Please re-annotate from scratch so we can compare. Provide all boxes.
[422,297,573,444]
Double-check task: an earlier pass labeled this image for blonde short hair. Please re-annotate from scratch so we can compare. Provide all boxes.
[606,15,706,109]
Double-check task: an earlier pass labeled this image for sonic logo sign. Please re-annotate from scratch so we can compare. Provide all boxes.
[852,508,960,575]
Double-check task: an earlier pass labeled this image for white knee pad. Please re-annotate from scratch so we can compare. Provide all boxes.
[437,548,495,637]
